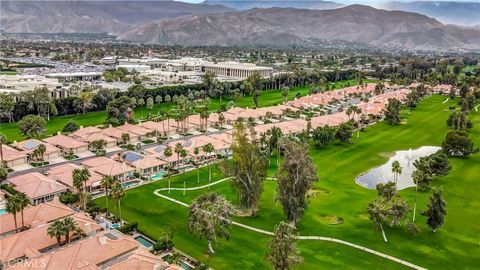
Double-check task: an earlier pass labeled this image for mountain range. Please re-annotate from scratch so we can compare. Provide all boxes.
[0,0,233,33]
[118,5,480,50]
[1,0,480,51]
[203,0,343,10]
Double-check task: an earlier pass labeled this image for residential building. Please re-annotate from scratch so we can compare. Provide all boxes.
[81,157,135,181]
[0,201,74,238]
[47,163,104,193]
[0,213,102,263]
[2,144,28,169]
[7,172,68,205]
[42,134,89,156]
[115,151,166,176]
[14,139,61,162]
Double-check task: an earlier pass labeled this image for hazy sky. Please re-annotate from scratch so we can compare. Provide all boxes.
[177,0,480,3]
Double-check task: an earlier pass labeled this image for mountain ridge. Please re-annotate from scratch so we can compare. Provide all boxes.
[118,5,480,50]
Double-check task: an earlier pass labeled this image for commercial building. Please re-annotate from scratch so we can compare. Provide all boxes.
[202,61,273,79]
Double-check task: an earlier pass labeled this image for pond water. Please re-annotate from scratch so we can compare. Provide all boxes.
[355,146,441,190]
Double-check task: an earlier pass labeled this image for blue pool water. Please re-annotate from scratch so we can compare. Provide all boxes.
[0,209,7,216]
[134,235,154,248]
[111,223,120,229]
[151,171,166,181]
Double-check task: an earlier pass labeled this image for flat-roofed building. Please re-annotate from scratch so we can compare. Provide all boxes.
[202,61,273,79]
[7,172,68,205]
[45,71,101,82]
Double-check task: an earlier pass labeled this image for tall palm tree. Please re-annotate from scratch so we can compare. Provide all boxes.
[16,192,30,230]
[412,169,423,223]
[164,146,173,170]
[37,143,46,173]
[47,220,66,246]
[391,160,402,187]
[0,133,6,166]
[202,143,214,185]
[180,149,188,173]
[62,217,80,243]
[174,143,184,170]
[111,183,125,227]
[100,176,114,214]
[194,147,200,183]
[72,167,91,210]
[6,195,20,233]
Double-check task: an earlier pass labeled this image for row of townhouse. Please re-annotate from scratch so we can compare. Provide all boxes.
[3,88,411,205]
[0,200,179,270]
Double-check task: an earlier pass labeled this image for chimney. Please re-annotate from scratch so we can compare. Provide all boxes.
[109,124,112,128]
[80,125,84,129]
[153,264,162,270]
[50,180,57,189]
[84,223,93,235]
[99,235,108,245]
[57,131,61,135]
[52,196,61,204]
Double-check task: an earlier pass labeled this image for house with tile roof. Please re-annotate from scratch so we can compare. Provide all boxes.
[7,172,68,205]
[47,163,104,193]
[2,144,28,169]
[0,213,102,264]
[14,139,61,162]
[42,134,89,156]
[81,157,135,181]
[0,200,74,238]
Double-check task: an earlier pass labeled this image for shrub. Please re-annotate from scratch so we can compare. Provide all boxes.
[119,222,138,234]
[62,120,80,133]
[59,191,79,204]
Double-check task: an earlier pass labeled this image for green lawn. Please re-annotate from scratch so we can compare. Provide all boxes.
[95,95,480,269]
[0,79,360,142]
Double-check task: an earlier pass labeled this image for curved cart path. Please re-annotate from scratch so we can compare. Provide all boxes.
[153,178,427,270]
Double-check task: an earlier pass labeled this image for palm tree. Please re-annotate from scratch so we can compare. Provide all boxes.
[47,220,66,246]
[194,147,200,183]
[111,183,125,227]
[164,146,173,170]
[180,149,188,173]
[37,143,46,173]
[72,167,91,210]
[16,192,30,230]
[6,195,20,233]
[101,176,114,214]
[412,169,423,222]
[0,133,6,166]
[62,216,80,243]
[174,143,184,170]
[391,160,402,187]
[202,143,214,185]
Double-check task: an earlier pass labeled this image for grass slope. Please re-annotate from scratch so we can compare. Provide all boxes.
[93,95,480,269]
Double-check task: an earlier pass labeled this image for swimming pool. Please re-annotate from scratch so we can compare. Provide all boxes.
[134,235,154,248]
[151,171,167,181]
[0,209,7,216]
[121,180,141,189]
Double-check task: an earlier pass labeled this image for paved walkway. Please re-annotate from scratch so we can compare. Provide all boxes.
[153,178,428,270]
